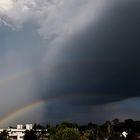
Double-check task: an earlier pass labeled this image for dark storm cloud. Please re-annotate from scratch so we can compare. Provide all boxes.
[41,0,140,100]
[38,0,140,123]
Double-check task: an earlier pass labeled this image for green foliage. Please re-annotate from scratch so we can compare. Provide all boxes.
[47,125,57,140]
[49,126,82,140]
[83,129,96,140]
[79,123,98,133]
[47,119,140,140]
[55,128,82,140]
[61,121,78,128]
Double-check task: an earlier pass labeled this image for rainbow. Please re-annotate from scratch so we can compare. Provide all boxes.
[0,93,91,127]
[0,68,99,127]
[0,100,45,127]
[0,69,39,126]
[0,68,33,86]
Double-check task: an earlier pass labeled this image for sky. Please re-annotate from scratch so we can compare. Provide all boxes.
[0,0,140,127]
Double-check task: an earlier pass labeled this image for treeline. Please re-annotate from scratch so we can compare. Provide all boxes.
[1,119,140,140]
[47,119,140,140]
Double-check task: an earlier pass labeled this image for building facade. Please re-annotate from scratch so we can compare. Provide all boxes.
[0,124,48,140]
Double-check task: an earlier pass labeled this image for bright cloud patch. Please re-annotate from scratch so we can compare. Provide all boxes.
[0,0,14,12]
[0,0,108,38]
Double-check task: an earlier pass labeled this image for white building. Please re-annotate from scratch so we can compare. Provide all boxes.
[0,124,47,140]
[7,128,25,140]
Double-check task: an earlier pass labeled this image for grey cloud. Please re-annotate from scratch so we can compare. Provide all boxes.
[1,0,140,125]
[0,23,46,124]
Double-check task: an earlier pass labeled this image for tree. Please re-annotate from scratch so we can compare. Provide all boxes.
[112,118,120,125]
[33,123,45,129]
[47,125,57,140]
[33,123,47,140]
[124,119,134,130]
[24,130,37,140]
[0,130,9,140]
[61,122,78,128]
[83,129,95,140]
[99,121,112,139]
[55,128,82,140]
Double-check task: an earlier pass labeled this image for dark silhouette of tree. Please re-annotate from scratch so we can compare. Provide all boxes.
[33,123,45,129]
[134,121,140,132]
[113,122,125,132]
[61,121,78,128]
[99,121,112,139]
[24,130,37,140]
[124,119,134,130]
[47,125,57,140]
[112,118,120,125]
[0,130,9,140]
